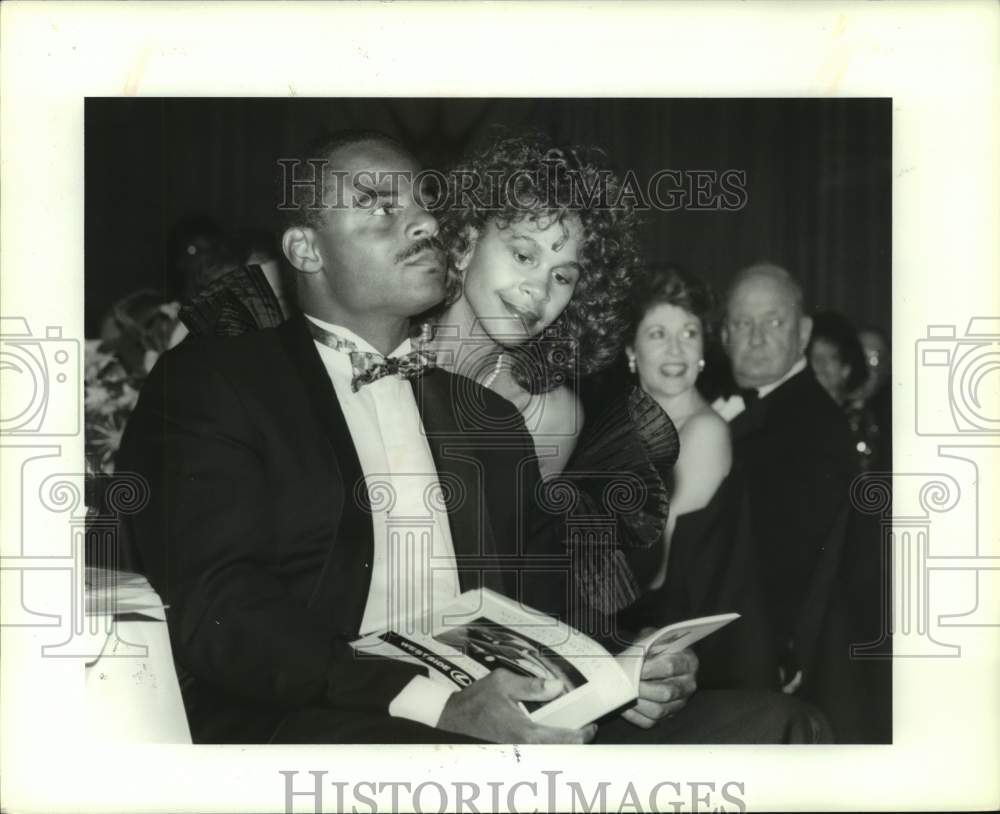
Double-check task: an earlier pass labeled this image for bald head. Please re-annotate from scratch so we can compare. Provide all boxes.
[725,263,805,315]
[722,262,813,388]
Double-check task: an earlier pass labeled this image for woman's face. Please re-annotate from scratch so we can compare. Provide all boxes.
[630,303,704,399]
[457,215,582,346]
[858,329,889,399]
[809,337,851,402]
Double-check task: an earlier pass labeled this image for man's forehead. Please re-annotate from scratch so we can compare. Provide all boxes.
[728,275,797,312]
[327,140,420,179]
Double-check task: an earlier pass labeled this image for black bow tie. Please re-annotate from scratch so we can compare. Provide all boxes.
[738,387,760,405]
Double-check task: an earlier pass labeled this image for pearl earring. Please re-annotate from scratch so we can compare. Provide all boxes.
[697,358,706,371]
[627,356,636,374]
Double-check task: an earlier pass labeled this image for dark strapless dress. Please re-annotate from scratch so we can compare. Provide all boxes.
[619,462,781,691]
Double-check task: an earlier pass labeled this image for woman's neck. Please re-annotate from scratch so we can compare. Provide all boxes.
[431,297,507,386]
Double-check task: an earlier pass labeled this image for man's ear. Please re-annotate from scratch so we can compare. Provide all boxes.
[282,227,324,275]
[798,314,814,353]
[453,226,480,273]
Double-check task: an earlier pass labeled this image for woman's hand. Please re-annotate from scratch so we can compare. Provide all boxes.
[621,645,699,728]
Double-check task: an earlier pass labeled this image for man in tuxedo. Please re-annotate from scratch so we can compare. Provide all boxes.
[119,134,827,744]
[714,263,859,694]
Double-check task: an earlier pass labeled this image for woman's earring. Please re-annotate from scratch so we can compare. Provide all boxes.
[697,358,706,371]
[627,355,636,374]
[420,322,432,344]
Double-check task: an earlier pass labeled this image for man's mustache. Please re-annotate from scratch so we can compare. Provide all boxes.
[396,237,443,264]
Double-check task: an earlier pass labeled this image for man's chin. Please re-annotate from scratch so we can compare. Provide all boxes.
[400,283,447,317]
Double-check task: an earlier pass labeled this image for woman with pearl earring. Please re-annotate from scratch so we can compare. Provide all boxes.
[623,265,732,591]
[620,265,780,692]
[427,131,652,481]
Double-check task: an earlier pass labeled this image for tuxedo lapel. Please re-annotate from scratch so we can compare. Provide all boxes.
[730,395,769,442]
[410,371,505,593]
[277,315,358,465]
[277,314,374,625]
[730,369,812,443]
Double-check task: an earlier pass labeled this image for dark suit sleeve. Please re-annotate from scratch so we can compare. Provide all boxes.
[118,344,422,714]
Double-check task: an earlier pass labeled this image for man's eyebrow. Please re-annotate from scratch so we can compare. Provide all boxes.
[352,188,399,208]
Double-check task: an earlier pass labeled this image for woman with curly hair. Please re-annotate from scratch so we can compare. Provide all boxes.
[429,132,649,479]
[429,132,679,618]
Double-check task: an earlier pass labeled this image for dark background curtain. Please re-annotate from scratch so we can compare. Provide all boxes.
[85,98,890,337]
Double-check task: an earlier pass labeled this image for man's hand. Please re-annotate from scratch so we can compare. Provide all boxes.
[437,669,597,744]
[622,638,699,729]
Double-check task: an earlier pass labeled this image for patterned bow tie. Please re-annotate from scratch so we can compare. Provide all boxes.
[307,319,437,392]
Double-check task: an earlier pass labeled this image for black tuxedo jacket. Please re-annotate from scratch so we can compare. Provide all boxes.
[729,368,858,647]
[117,314,568,742]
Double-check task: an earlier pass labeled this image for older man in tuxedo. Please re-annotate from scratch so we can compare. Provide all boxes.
[118,135,827,745]
[714,263,859,691]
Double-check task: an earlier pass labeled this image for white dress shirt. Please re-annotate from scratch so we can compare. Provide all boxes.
[305,314,460,728]
[712,357,808,422]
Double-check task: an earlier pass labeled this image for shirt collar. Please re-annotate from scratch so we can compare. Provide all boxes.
[756,356,807,398]
[303,313,412,358]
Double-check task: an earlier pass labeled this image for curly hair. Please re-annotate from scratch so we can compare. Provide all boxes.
[629,264,719,342]
[435,131,644,394]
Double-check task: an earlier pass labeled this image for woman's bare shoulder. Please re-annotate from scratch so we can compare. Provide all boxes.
[672,405,732,511]
[678,406,732,459]
[681,405,729,437]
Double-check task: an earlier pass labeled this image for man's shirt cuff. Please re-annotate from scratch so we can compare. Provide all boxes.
[388,675,458,728]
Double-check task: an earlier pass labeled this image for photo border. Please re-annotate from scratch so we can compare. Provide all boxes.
[2,2,997,812]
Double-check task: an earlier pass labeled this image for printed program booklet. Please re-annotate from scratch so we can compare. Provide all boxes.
[352,589,739,729]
